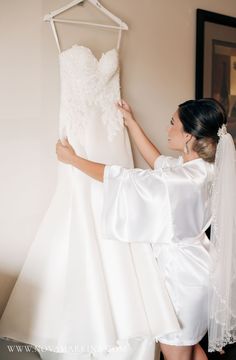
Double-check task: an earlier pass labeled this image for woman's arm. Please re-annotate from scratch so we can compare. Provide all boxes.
[56,139,105,182]
[118,100,161,169]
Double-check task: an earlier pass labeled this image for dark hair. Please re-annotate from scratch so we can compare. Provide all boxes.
[178,98,227,163]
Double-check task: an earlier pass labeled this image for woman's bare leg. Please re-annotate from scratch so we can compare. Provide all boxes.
[192,344,208,360]
[160,343,193,360]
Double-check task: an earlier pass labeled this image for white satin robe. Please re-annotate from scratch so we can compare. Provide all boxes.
[102,155,215,346]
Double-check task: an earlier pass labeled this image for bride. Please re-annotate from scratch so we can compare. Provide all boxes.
[57,98,236,360]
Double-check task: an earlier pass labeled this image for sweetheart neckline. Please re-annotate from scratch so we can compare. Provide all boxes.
[59,44,118,63]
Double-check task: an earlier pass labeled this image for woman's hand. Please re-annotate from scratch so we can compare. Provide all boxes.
[117,100,161,168]
[56,139,105,182]
[117,100,136,128]
[56,138,76,165]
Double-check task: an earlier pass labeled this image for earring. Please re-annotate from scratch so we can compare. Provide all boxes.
[184,142,189,154]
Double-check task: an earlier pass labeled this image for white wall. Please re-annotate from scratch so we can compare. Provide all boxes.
[1,0,236,315]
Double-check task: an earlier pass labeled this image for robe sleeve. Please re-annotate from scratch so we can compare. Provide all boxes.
[101,165,173,243]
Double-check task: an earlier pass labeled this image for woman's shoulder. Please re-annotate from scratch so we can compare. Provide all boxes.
[152,155,215,189]
[153,154,182,170]
[154,155,214,174]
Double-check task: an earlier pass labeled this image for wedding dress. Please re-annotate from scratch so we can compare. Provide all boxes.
[0,41,179,359]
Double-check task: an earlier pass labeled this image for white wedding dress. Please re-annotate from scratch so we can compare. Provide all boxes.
[0,43,179,359]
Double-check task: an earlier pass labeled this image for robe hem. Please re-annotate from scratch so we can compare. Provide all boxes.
[156,331,207,346]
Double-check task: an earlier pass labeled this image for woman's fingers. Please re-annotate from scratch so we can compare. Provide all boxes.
[117,102,130,115]
[117,106,130,120]
[58,138,75,151]
[121,99,131,111]
[116,101,123,109]
[117,99,130,110]
[56,139,66,154]
[59,137,72,148]
[61,137,68,146]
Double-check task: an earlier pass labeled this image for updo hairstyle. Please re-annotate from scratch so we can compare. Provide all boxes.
[178,98,227,163]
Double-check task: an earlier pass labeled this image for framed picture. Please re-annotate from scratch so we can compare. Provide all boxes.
[196,9,236,143]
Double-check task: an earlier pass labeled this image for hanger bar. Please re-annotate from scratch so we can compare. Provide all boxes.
[49,18,128,31]
[43,0,84,20]
[43,0,128,30]
[89,0,128,30]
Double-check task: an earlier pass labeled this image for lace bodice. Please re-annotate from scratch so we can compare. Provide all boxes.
[59,45,124,150]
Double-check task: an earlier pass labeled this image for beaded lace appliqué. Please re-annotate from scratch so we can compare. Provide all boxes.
[58,46,124,147]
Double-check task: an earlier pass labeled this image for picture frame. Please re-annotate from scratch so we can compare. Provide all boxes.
[196,9,236,143]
